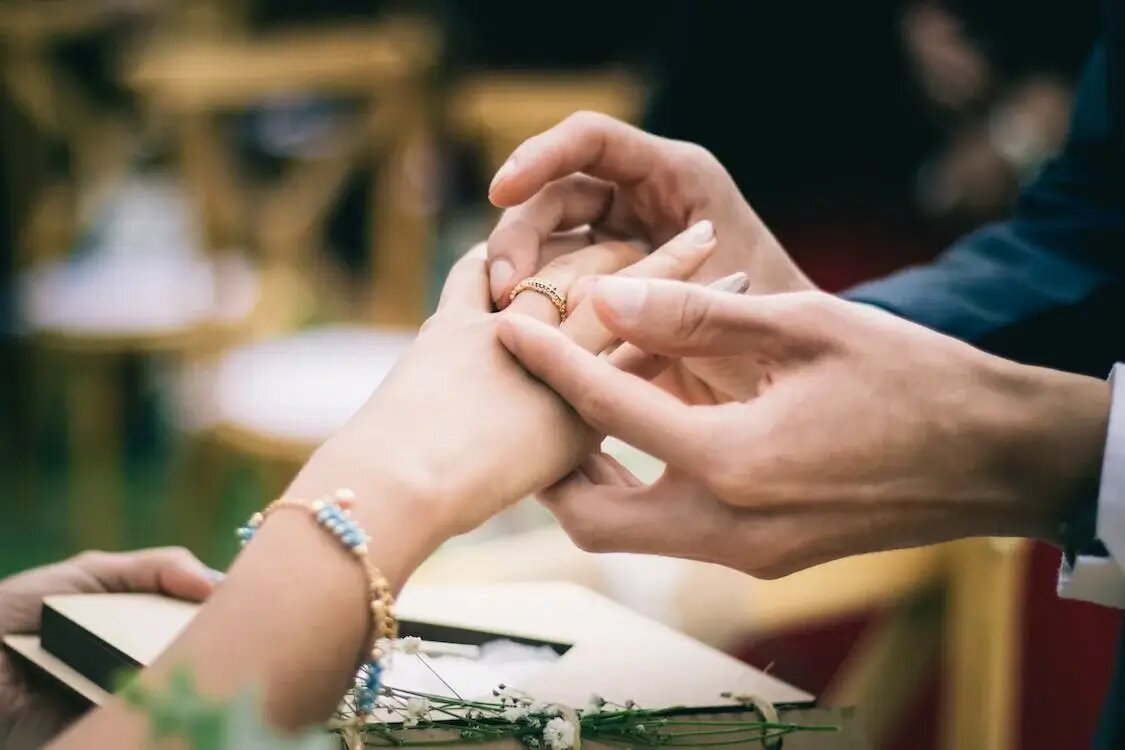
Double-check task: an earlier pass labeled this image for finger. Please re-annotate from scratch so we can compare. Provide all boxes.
[489,112,667,207]
[563,227,725,353]
[603,271,751,377]
[72,548,220,602]
[436,242,491,313]
[542,474,735,558]
[497,315,711,466]
[487,175,615,303]
[608,342,672,381]
[592,280,832,361]
[579,451,644,487]
[505,240,643,324]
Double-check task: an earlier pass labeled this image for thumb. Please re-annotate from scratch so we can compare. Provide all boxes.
[591,278,829,361]
[73,548,222,602]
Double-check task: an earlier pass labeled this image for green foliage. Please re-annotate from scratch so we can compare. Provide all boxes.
[120,669,333,750]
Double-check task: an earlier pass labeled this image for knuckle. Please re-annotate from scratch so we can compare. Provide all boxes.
[565,110,613,132]
[73,550,110,568]
[164,546,195,564]
[563,520,607,553]
[676,289,716,343]
[574,387,616,431]
[703,452,748,499]
[750,558,795,580]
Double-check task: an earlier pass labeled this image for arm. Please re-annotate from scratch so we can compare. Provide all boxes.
[48,228,717,748]
[846,40,1125,606]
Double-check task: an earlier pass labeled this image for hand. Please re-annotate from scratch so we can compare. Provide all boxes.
[0,549,218,748]
[486,112,814,304]
[485,112,815,403]
[307,223,718,542]
[497,278,1111,578]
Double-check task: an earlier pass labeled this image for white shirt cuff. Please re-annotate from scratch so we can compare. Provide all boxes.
[1058,362,1125,608]
[1058,553,1125,608]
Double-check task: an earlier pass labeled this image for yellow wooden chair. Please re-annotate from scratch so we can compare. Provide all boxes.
[0,1,270,553]
[121,19,443,551]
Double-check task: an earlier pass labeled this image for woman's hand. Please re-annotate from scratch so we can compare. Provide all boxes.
[1,549,217,748]
[485,113,815,402]
[485,112,814,306]
[296,222,719,543]
[498,279,1111,578]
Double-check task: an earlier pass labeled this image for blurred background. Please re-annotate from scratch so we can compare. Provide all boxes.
[0,1,1115,748]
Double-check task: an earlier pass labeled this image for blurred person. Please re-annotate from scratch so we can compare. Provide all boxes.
[483,0,1124,744]
[903,0,1100,222]
[0,548,219,748]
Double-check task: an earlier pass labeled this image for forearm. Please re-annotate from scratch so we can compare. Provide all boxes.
[50,436,448,748]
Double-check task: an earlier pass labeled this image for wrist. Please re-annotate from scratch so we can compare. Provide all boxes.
[985,358,1111,541]
[287,432,455,569]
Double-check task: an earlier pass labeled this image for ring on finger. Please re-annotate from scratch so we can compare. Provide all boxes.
[509,277,568,320]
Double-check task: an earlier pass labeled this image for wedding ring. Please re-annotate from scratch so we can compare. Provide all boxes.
[509,277,568,320]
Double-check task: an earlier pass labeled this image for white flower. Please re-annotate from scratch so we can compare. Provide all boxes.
[583,694,605,715]
[543,717,577,750]
[402,696,431,728]
[530,701,560,717]
[495,685,533,706]
[502,705,530,722]
[397,636,423,654]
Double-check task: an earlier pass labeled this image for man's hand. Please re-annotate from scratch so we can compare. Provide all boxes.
[498,278,1111,578]
[486,112,814,306]
[0,548,219,749]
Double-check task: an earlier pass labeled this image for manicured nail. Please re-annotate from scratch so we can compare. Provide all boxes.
[596,277,648,321]
[708,272,750,294]
[489,157,517,193]
[206,568,226,583]
[490,259,514,300]
[685,219,715,246]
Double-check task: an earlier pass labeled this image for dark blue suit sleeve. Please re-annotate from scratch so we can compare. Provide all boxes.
[845,42,1125,371]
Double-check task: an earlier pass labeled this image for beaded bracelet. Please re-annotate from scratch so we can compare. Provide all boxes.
[237,488,396,716]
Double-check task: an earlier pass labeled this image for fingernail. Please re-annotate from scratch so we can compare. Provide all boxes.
[489,157,517,193]
[203,567,225,583]
[709,272,750,294]
[596,277,648,321]
[490,259,514,300]
[685,219,715,245]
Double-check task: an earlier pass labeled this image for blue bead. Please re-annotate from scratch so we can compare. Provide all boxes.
[315,508,331,523]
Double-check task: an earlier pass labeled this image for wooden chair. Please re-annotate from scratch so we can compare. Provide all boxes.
[121,19,442,553]
[0,1,270,553]
[447,70,645,177]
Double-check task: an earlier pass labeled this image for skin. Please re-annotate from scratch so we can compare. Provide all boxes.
[45,227,716,748]
[486,112,815,402]
[497,278,1111,579]
[0,549,218,748]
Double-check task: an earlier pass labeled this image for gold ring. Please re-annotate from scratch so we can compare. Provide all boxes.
[509,277,568,320]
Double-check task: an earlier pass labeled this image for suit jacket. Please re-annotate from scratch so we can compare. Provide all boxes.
[846,2,1124,745]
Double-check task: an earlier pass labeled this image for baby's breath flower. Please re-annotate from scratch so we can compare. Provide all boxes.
[397,636,423,654]
[530,701,560,717]
[503,705,530,722]
[583,694,605,715]
[543,717,577,750]
[402,696,431,728]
